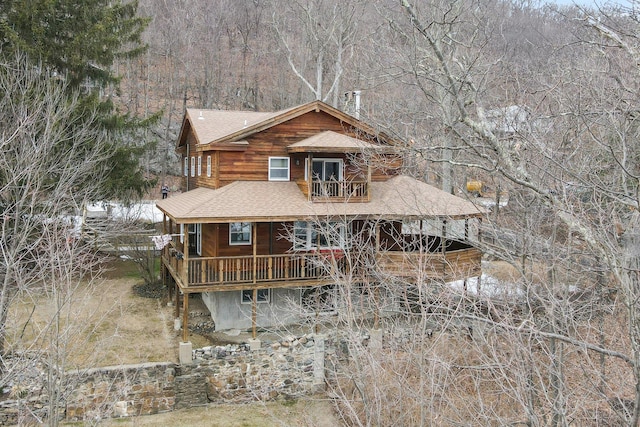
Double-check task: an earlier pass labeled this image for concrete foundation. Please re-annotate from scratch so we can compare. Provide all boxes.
[369,329,383,349]
[179,341,193,364]
[247,338,261,351]
[174,318,182,331]
[313,334,325,390]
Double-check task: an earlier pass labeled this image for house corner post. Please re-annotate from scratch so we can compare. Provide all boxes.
[252,223,257,284]
[441,218,447,277]
[307,153,312,200]
[367,162,372,201]
[183,225,189,287]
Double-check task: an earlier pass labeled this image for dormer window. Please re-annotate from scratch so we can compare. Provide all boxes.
[268,157,290,181]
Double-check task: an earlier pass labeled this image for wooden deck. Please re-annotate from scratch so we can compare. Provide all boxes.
[163,251,343,292]
[376,248,482,282]
[163,247,481,291]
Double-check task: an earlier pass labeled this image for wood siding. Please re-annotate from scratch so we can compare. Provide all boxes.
[192,111,399,190]
[200,222,291,258]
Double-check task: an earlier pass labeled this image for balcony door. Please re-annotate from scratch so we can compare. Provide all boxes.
[311,158,343,197]
[312,159,342,181]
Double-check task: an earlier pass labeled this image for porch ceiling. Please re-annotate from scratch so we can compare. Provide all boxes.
[156,175,486,224]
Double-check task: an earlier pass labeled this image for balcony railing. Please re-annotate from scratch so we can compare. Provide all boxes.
[311,180,369,202]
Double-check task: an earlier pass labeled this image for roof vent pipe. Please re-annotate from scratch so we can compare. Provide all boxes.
[353,90,361,120]
[344,90,361,120]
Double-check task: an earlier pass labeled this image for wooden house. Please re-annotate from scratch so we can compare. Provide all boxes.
[156,101,483,343]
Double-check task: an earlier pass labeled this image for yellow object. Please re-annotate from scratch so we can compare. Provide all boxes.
[466,180,483,196]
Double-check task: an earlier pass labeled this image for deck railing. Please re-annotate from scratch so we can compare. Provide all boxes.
[311,180,369,202]
[184,253,343,287]
[163,247,480,288]
[376,248,482,282]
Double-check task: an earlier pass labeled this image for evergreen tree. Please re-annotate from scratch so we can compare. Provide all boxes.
[0,0,154,200]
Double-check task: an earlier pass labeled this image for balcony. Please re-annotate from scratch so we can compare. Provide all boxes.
[310,180,369,202]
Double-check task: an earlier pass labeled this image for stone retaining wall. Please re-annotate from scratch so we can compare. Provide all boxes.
[0,334,327,425]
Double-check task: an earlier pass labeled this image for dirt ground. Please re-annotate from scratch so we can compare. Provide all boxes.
[7,257,339,426]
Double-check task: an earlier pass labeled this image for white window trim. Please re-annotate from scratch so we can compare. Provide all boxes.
[294,221,346,251]
[241,289,271,304]
[197,156,202,176]
[196,223,202,256]
[268,156,290,181]
[180,224,184,243]
[206,155,212,177]
[190,156,196,177]
[184,157,188,176]
[229,222,252,246]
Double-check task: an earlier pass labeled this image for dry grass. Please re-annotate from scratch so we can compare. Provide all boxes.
[7,258,340,426]
[6,258,179,369]
[81,399,337,427]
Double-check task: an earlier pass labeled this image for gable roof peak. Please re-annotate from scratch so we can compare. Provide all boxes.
[177,100,396,149]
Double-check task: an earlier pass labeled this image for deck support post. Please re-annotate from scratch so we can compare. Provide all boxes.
[182,291,189,342]
[252,289,258,340]
[174,283,179,315]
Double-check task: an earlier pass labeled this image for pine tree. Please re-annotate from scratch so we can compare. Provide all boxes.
[0,0,154,200]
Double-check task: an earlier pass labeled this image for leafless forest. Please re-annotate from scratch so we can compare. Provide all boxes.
[5,0,640,425]
[107,0,640,425]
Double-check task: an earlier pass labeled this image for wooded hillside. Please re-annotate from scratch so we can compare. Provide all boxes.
[115,3,640,423]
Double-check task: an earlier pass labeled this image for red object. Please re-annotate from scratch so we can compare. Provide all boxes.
[317,248,344,260]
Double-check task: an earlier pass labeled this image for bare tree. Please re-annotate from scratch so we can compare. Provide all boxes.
[0,53,114,423]
[271,0,368,107]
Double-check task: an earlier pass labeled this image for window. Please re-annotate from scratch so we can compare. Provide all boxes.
[206,155,212,177]
[241,289,270,304]
[230,222,251,245]
[184,157,188,176]
[190,157,195,177]
[302,285,335,313]
[197,156,202,176]
[268,157,290,181]
[293,221,346,250]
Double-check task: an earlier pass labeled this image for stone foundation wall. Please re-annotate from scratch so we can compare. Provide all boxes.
[0,335,325,425]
